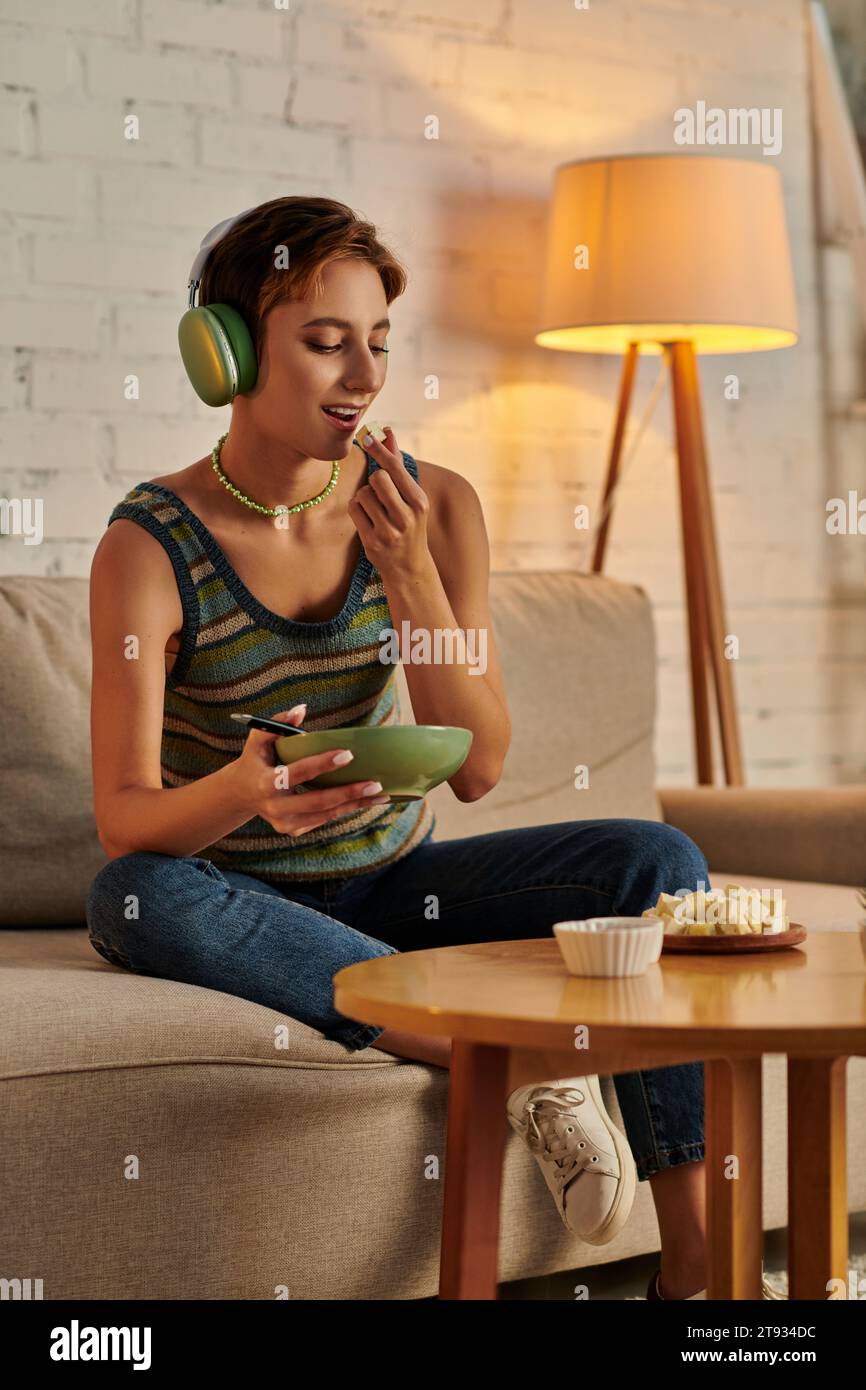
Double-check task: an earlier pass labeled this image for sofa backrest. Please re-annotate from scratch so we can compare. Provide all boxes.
[0,570,661,926]
[0,576,103,926]
[400,571,662,839]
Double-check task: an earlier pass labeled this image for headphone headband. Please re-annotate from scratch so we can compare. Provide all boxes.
[186,207,256,307]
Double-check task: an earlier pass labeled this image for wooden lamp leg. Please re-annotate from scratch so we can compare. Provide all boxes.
[669,341,745,786]
[591,342,640,573]
[669,343,715,784]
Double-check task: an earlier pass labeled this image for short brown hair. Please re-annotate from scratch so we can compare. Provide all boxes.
[198,196,408,359]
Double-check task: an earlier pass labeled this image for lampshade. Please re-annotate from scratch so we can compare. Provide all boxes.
[535,154,799,354]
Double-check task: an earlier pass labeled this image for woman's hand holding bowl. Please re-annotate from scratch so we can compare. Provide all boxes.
[232,704,390,837]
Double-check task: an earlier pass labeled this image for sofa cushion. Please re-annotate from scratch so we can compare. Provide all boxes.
[0,927,378,1075]
[0,577,107,925]
[401,571,663,837]
[0,924,674,1298]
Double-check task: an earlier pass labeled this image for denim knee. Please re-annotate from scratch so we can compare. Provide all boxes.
[86,852,397,1054]
[87,851,176,929]
[649,822,710,894]
[85,850,208,963]
[606,820,710,917]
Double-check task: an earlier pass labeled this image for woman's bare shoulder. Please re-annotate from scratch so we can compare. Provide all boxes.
[412,456,479,506]
[91,516,181,603]
[410,457,487,585]
[411,458,484,534]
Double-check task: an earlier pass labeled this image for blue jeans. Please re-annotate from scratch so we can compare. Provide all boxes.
[85,818,708,1182]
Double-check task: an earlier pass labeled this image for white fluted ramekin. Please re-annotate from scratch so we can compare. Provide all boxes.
[553,916,664,977]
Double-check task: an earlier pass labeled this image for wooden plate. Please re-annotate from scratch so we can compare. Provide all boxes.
[662,923,807,953]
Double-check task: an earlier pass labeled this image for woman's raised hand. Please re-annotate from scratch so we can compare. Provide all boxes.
[347,425,431,579]
[232,704,390,837]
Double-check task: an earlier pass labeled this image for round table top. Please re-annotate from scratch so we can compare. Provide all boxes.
[334,931,866,1053]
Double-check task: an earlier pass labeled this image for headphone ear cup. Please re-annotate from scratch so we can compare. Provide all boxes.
[206,303,258,394]
[178,303,258,406]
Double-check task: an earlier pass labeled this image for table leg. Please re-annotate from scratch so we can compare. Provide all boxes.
[705,1058,763,1299]
[787,1056,849,1300]
[439,1039,510,1299]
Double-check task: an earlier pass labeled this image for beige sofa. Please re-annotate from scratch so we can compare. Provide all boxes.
[1,570,864,1300]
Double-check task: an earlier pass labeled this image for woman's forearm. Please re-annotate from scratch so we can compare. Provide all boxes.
[382,557,510,800]
[98,760,251,860]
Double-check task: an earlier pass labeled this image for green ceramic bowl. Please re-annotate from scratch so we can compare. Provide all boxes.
[274,725,473,802]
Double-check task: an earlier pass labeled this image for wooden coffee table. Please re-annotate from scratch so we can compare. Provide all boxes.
[335,932,866,1300]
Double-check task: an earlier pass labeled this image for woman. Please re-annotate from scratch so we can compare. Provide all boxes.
[86,196,712,1300]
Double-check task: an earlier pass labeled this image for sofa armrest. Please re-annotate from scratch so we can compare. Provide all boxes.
[657,785,866,887]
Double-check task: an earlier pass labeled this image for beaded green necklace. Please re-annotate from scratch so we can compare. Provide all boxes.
[210,431,340,518]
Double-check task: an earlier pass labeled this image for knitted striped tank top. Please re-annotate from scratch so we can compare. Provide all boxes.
[107,447,436,882]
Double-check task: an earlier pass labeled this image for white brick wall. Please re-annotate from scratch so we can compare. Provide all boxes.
[0,0,864,788]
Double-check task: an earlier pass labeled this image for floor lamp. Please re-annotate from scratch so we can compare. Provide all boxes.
[535,155,799,786]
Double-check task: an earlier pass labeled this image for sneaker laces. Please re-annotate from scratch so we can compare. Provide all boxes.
[522,1085,602,1196]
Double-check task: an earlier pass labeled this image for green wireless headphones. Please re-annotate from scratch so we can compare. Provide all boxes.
[178,208,260,407]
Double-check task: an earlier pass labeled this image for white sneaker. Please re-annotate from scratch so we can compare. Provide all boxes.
[506,1075,637,1244]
